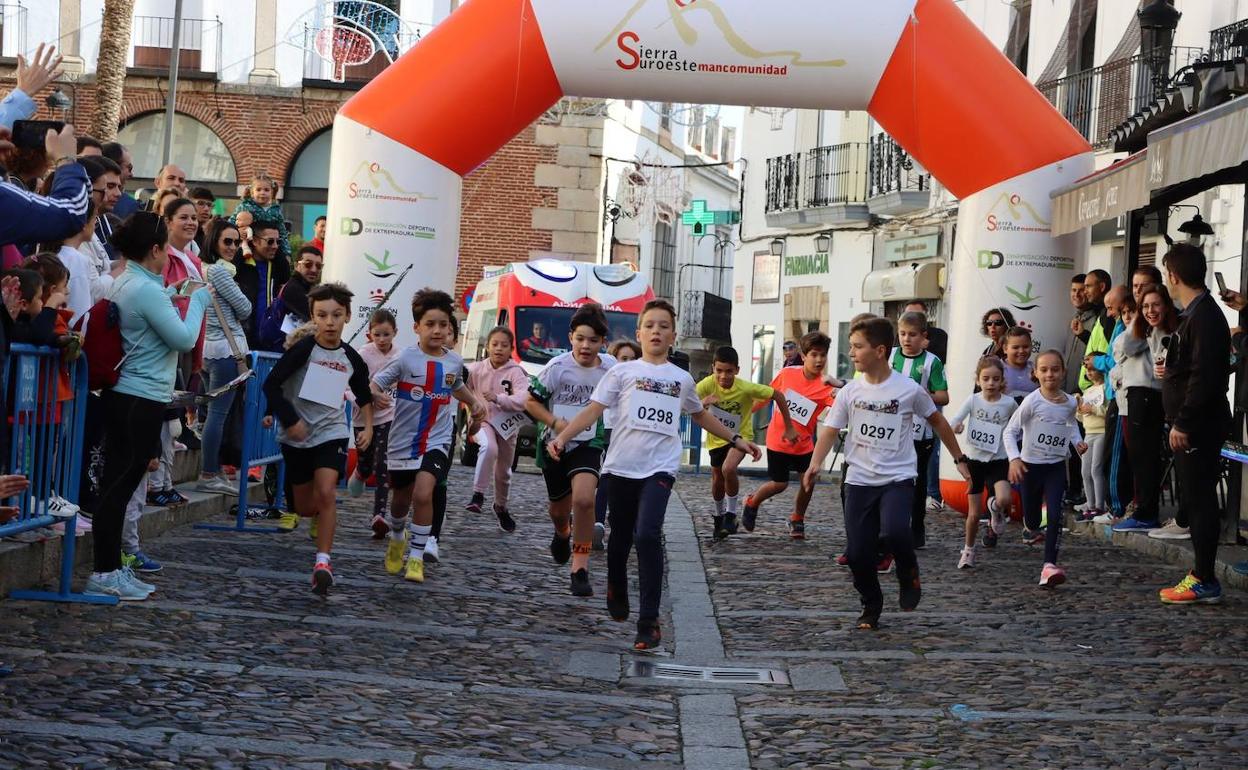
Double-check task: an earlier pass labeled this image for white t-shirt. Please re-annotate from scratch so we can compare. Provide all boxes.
[1003,389,1083,465]
[593,360,703,479]
[949,393,1018,462]
[823,371,937,487]
[530,351,615,451]
[57,244,93,326]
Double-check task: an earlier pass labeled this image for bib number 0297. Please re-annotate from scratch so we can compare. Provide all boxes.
[859,423,895,442]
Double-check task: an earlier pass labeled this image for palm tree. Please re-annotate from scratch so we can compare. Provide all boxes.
[92,0,136,141]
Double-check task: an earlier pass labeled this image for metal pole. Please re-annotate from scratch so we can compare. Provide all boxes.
[161,0,185,168]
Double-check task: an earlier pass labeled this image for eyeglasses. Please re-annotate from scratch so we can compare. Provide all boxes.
[299,261,323,270]
[262,238,277,245]
[221,238,238,246]
[985,319,1007,327]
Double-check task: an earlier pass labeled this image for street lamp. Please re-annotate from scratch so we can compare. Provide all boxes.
[1177,212,1214,248]
[815,232,831,253]
[45,87,71,121]
[770,237,785,257]
[1138,0,1182,95]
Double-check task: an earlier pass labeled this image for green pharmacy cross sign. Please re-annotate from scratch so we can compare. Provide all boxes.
[680,200,741,237]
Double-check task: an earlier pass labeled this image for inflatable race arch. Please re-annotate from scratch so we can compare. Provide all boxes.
[322,0,1094,511]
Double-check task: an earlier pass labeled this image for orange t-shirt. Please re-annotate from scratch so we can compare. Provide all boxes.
[765,366,835,454]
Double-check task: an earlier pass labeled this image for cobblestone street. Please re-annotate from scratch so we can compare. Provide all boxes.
[0,465,1245,769]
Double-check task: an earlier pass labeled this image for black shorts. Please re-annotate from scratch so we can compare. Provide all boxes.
[967,459,1010,495]
[280,439,348,487]
[542,443,603,501]
[389,449,451,489]
[766,448,812,483]
[709,445,731,468]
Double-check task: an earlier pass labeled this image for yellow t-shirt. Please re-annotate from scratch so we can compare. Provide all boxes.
[695,375,774,449]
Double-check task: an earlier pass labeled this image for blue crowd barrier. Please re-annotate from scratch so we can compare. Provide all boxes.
[195,351,286,533]
[680,414,703,474]
[2,344,115,605]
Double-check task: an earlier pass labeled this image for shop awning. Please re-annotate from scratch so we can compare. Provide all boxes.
[1049,151,1150,237]
[1148,94,1248,191]
[861,262,942,302]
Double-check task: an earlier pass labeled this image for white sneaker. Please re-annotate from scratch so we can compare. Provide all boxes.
[424,535,441,564]
[196,475,239,496]
[83,570,149,601]
[1091,511,1118,525]
[119,566,156,596]
[925,497,945,512]
[1073,502,1090,513]
[958,546,975,569]
[1148,520,1191,540]
[48,495,80,518]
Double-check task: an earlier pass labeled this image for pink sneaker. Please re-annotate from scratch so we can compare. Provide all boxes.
[52,517,91,535]
[1039,562,1066,589]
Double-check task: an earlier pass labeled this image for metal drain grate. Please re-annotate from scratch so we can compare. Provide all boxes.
[627,661,790,685]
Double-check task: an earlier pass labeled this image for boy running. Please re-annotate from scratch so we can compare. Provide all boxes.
[526,304,615,597]
[550,299,760,650]
[742,331,835,539]
[696,345,796,540]
[373,289,486,584]
[262,282,374,596]
[804,317,970,630]
[892,311,950,549]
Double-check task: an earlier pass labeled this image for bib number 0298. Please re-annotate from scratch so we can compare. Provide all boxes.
[637,405,674,425]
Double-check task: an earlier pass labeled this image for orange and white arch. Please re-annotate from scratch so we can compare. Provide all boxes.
[324,0,1093,513]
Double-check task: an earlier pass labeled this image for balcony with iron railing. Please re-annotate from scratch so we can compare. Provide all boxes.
[0,4,26,61]
[867,133,930,216]
[1036,46,1203,147]
[302,26,422,87]
[1208,18,1248,63]
[764,143,870,228]
[128,16,223,79]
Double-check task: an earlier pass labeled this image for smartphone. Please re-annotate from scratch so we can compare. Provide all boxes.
[1215,271,1228,293]
[179,280,206,296]
[11,119,64,150]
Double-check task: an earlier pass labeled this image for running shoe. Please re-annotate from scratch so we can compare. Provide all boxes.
[277,512,298,532]
[712,515,729,542]
[741,498,759,532]
[876,554,895,574]
[570,568,593,597]
[723,512,739,535]
[48,495,79,518]
[898,567,921,611]
[1039,562,1066,589]
[1021,528,1043,545]
[196,476,238,496]
[958,546,975,570]
[550,532,571,565]
[592,522,606,551]
[607,582,630,621]
[1148,520,1190,540]
[308,515,319,541]
[424,535,440,564]
[312,561,333,596]
[466,492,485,514]
[52,517,90,535]
[164,489,189,506]
[385,532,407,575]
[248,467,262,482]
[1112,518,1159,533]
[493,504,516,533]
[834,553,849,567]
[122,550,162,574]
[1231,561,1248,577]
[1091,511,1118,525]
[925,497,944,512]
[84,570,148,601]
[119,566,155,595]
[1159,572,1222,604]
[347,474,365,498]
[1076,508,1100,523]
[633,621,662,651]
[370,515,390,540]
[404,555,425,583]
[1073,502,1091,513]
[788,515,806,541]
[145,490,173,508]
[856,604,882,630]
[983,525,999,549]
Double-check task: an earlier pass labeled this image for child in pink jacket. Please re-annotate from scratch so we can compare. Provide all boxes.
[465,327,530,527]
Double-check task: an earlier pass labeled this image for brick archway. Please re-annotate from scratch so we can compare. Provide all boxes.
[118,95,245,183]
[271,108,338,188]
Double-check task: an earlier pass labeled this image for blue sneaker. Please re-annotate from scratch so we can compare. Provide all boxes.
[1232,561,1248,576]
[84,570,149,601]
[123,550,162,574]
[1112,518,1160,533]
[347,473,365,498]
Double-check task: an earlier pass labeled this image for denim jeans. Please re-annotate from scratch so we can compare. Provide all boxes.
[201,357,242,474]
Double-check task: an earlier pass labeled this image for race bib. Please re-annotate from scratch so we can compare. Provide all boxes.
[709,405,740,433]
[298,360,350,408]
[1028,419,1071,459]
[911,416,930,440]
[554,402,595,443]
[489,410,527,440]
[785,389,817,426]
[966,421,1001,455]
[850,407,904,450]
[632,390,680,435]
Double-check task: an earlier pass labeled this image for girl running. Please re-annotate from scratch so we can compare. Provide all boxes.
[950,357,1018,567]
[347,309,401,539]
[373,289,487,584]
[526,304,615,598]
[1004,350,1088,588]
[465,326,529,532]
[550,299,760,650]
[593,340,641,550]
